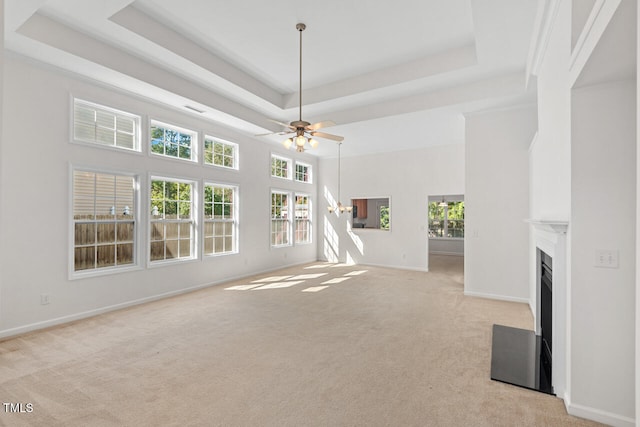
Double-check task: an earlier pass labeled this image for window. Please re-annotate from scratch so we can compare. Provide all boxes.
[150,178,195,262]
[204,184,237,255]
[204,137,238,169]
[379,205,390,230]
[428,198,464,238]
[150,121,197,161]
[295,162,312,183]
[72,170,136,273]
[295,194,311,244]
[271,191,291,246]
[271,155,291,179]
[73,99,139,151]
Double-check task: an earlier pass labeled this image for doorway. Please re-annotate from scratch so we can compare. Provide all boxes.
[427,195,465,263]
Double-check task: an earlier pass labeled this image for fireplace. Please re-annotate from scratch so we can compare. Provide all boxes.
[490,220,567,397]
[490,248,553,394]
[539,250,553,390]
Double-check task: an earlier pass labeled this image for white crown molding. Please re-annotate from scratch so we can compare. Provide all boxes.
[526,0,561,86]
[568,0,622,87]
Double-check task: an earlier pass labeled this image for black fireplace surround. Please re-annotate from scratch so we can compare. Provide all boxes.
[490,251,554,395]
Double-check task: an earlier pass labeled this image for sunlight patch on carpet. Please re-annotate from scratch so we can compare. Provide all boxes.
[252,280,305,290]
[302,286,329,293]
[322,277,351,284]
[344,270,367,276]
[224,284,264,291]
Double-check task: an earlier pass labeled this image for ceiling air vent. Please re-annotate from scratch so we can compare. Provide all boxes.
[184,105,205,114]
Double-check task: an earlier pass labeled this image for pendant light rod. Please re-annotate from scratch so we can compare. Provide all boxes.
[296,23,306,122]
[338,141,341,203]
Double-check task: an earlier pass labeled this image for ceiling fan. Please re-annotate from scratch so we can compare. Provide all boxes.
[258,23,343,152]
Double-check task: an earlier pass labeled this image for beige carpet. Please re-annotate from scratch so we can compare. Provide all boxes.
[0,255,602,426]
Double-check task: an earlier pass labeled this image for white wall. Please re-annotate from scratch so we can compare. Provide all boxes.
[532,1,637,424]
[317,144,464,271]
[0,56,318,337]
[0,0,4,332]
[571,79,636,424]
[428,238,463,256]
[637,0,640,420]
[464,105,536,302]
[531,2,572,223]
[529,1,574,401]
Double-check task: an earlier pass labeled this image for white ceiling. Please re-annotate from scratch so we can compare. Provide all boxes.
[4,0,540,157]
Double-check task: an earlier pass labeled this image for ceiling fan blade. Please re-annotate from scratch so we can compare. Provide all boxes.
[255,131,291,137]
[311,131,344,142]
[267,118,295,130]
[306,120,336,131]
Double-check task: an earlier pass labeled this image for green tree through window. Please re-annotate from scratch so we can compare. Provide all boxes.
[429,200,464,238]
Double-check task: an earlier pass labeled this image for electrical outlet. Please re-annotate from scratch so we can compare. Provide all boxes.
[594,250,619,268]
[40,294,50,305]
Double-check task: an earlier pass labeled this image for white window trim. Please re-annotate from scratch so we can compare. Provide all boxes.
[68,165,142,280]
[271,154,292,180]
[294,161,313,184]
[270,189,292,248]
[204,136,239,170]
[148,175,199,266]
[294,193,312,245]
[71,97,142,153]
[149,120,198,163]
[203,182,239,257]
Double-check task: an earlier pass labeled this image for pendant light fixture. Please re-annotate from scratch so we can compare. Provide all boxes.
[327,142,352,214]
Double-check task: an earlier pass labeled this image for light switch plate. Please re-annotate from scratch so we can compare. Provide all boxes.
[594,250,619,268]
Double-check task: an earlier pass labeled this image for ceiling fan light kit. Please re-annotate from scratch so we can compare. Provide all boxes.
[261,23,344,152]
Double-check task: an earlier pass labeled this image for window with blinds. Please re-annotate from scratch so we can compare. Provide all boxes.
[73,170,136,272]
[73,99,140,151]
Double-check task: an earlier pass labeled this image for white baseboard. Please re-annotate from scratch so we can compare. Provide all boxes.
[566,400,635,427]
[0,259,317,340]
[463,290,530,304]
[429,251,464,256]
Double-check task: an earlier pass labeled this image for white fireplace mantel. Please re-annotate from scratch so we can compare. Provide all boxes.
[525,219,569,234]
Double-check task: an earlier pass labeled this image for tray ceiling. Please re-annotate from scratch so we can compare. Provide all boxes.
[4,0,539,157]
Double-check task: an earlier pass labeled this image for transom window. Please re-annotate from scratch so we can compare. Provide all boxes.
[150,178,195,262]
[205,137,238,169]
[73,99,139,151]
[204,183,237,255]
[295,162,312,183]
[271,155,291,179]
[72,170,136,273]
[150,121,197,161]
[295,194,311,244]
[271,190,291,246]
